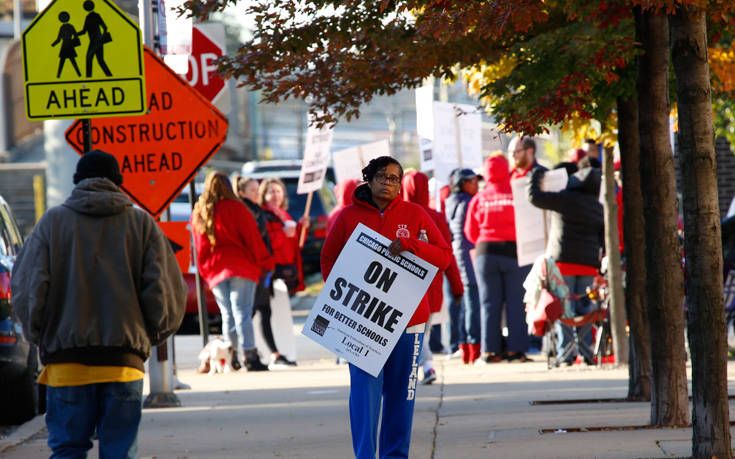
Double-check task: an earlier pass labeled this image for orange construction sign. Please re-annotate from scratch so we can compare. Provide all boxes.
[157,221,191,274]
[65,46,228,218]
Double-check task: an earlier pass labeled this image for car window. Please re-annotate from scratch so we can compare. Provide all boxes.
[0,203,23,257]
[285,181,325,219]
[318,185,336,213]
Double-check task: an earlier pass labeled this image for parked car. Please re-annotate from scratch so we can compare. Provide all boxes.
[241,160,337,277]
[0,194,44,425]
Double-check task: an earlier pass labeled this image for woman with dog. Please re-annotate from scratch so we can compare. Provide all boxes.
[191,171,274,371]
[321,156,451,459]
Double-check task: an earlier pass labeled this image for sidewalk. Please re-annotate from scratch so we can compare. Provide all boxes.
[2,292,734,458]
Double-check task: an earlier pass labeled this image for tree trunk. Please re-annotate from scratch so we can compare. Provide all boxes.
[635,8,689,426]
[601,144,628,365]
[617,96,651,401]
[670,6,731,457]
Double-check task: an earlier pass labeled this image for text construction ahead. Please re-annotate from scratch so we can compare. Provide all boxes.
[65,47,228,218]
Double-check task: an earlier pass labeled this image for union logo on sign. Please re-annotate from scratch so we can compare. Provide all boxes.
[21,0,146,120]
[65,47,228,218]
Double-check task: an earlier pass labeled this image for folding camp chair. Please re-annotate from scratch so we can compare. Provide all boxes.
[546,281,612,369]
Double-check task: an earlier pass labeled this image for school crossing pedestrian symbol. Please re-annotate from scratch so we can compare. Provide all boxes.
[21,0,146,120]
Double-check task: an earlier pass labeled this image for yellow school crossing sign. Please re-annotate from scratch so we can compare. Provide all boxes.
[22,0,146,120]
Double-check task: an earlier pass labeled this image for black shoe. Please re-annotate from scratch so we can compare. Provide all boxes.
[244,349,269,372]
[506,352,532,363]
[230,350,242,371]
[271,355,297,368]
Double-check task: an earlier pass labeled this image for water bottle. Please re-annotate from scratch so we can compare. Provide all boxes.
[418,229,428,242]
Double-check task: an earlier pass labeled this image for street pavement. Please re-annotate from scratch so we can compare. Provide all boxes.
[2,291,735,458]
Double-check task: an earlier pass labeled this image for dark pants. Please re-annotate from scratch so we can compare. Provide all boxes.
[46,379,143,459]
[461,283,481,345]
[475,253,530,354]
[253,280,278,353]
[447,280,465,352]
[556,275,595,361]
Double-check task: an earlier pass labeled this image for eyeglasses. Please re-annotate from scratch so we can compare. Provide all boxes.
[374,172,401,185]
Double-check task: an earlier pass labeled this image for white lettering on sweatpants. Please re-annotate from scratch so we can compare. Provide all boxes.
[406,332,421,400]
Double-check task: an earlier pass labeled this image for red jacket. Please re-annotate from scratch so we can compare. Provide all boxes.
[327,178,360,233]
[321,183,452,327]
[402,171,464,314]
[192,199,275,290]
[465,154,517,245]
[264,204,305,292]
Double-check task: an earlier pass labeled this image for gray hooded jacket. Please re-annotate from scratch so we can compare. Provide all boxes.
[11,178,187,371]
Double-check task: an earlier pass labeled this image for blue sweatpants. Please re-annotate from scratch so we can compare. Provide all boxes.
[348,329,424,459]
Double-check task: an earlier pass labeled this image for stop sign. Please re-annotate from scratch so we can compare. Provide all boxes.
[184,26,225,103]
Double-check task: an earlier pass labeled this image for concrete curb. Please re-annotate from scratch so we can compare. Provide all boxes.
[0,415,45,454]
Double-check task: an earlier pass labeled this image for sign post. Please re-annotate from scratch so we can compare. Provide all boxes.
[65,47,228,219]
[302,224,438,377]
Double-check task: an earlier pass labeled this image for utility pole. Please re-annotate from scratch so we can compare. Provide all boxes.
[141,0,181,409]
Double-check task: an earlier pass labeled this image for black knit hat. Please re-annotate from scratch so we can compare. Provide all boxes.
[451,168,477,193]
[73,150,123,185]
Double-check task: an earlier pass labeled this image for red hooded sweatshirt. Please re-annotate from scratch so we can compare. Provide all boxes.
[402,171,464,313]
[192,199,275,290]
[327,178,360,233]
[465,154,517,245]
[321,183,452,327]
[264,204,305,292]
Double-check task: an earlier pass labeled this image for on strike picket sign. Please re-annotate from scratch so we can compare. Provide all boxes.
[301,224,438,378]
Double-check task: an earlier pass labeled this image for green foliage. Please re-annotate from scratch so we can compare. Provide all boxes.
[713,97,735,147]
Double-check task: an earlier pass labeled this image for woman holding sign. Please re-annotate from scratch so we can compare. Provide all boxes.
[321,156,451,459]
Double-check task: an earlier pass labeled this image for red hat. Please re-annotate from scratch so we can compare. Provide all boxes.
[570,148,586,163]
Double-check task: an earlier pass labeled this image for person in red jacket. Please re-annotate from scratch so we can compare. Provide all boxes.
[401,170,464,385]
[465,153,531,363]
[191,171,275,371]
[327,177,359,233]
[259,177,309,293]
[322,156,451,459]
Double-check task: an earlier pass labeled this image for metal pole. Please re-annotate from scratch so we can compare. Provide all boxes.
[82,119,92,153]
[142,0,181,408]
[189,180,209,347]
[13,0,22,39]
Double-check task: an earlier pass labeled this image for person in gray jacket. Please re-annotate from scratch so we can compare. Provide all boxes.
[11,150,187,459]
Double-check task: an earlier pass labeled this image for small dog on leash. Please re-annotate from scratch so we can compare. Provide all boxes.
[197,338,233,375]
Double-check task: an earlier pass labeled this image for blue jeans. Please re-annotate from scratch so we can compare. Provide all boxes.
[446,279,464,352]
[462,283,481,344]
[211,276,257,351]
[349,330,424,459]
[555,275,595,361]
[47,379,143,459]
[475,253,529,354]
